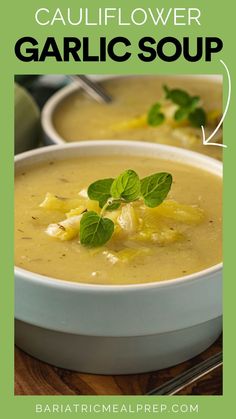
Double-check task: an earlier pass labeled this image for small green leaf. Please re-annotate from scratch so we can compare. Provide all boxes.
[111,169,141,202]
[87,178,114,208]
[105,201,121,211]
[163,85,191,107]
[188,108,206,127]
[141,172,172,208]
[174,108,189,121]
[174,97,200,122]
[163,85,206,128]
[87,178,120,210]
[147,102,165,126]
[80,211,114,247]
[189,96,200,110]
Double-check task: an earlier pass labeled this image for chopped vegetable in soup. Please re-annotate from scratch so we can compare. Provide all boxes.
[53,77,222,160]
[15,155,222,285]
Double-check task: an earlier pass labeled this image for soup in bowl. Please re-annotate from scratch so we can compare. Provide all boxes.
[15,141,222,373]
[42,75,223,161]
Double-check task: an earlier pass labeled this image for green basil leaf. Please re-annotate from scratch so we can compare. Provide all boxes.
[110,169,141,202]
[141,172,172,208]
[163,85,191,107]
[80,211,114,247]
[188,108,206,127]
[147,102,165,126]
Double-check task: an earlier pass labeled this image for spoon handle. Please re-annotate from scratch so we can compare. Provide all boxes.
[147,351,222,396]
[69,75,112,104]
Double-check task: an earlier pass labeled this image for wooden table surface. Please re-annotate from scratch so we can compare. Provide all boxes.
[15,336,222,396]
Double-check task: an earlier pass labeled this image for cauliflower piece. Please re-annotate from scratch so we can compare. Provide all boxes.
[40,193,84,212]
[117,204,140,233]
[46,215,82,241]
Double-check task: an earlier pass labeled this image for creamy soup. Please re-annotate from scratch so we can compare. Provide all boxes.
[53,76,222,160]
[15,155,222,285]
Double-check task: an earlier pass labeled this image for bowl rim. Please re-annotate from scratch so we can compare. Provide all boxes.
[15,263,222,292]
[15,140,223,292]
[41,74,223,146]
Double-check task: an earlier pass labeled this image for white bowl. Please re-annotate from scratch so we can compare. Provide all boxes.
[15,141,222,374]
[41,75,222,146]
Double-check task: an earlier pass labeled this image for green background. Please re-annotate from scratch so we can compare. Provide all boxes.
[0,0,235,417]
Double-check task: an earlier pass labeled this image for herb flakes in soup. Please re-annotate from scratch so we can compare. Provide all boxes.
[15,155,222,285]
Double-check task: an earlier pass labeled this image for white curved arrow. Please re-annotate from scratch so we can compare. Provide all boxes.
[202,59,230,148]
